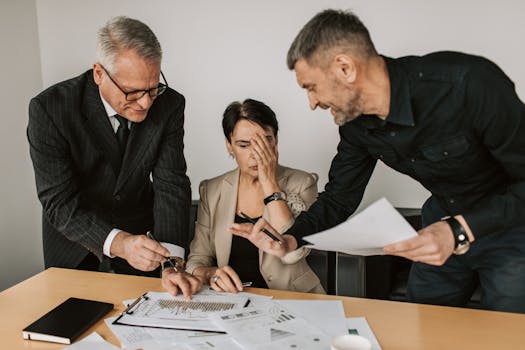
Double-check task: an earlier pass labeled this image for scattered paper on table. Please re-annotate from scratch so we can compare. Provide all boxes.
[114,290,248,332]
[211,301,331,349]
[303,198,417,255]
[346,317,382,350]
[278,300,347,337]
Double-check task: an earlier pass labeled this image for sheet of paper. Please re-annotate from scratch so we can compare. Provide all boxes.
[278,300,347,337]
[303,197,417,255]
[114,291,248,332]
[106,316,241,350]
[62,332,120,350]
[211,301,331,349]
[346,317,382,350]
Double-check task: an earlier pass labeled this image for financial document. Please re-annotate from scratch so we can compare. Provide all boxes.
[211,301,331,349]
[114,290,249,332]
[303,198,418,255]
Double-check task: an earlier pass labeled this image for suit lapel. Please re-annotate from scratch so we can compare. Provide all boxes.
[82,74,122,176]
[215,169,239,267]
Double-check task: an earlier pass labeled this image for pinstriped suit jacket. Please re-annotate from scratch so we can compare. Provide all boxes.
[27,70,191,273]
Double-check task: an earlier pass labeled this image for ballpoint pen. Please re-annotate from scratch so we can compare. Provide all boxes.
[146,231,175,269]
[239,212,282,245]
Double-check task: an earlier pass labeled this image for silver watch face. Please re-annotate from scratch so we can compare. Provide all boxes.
[453,241,470,255]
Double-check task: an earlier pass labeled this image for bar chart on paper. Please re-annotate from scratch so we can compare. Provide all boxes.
[113,291,249,332]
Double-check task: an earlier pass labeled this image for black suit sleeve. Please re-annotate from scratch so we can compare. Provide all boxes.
[27,98,112,259]
[151,96,192,253]
[286,125,377,244]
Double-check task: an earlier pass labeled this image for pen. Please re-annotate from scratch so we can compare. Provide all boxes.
[239,212,282,245]
[124,292,149,314]
[207,282,252,291]
[146,231,175,268]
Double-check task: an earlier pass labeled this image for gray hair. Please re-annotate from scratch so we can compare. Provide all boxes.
[96,16,162,73]
[287,9,377,70]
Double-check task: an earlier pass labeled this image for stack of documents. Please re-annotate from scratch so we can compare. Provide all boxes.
[101,289,384,349]
[303,198,417,256]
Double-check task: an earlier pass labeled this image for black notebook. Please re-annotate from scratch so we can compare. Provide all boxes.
[22,297,113,344]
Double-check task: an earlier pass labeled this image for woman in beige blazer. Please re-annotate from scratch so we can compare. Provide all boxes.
[164,99,324,295]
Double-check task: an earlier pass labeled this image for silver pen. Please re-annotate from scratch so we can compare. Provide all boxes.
[146,231,175,269]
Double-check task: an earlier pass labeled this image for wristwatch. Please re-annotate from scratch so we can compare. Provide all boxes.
[263,191,287,205]
[441,216,470,255]
[161,256,185,272]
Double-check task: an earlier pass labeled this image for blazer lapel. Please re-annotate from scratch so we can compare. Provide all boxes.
[215,169,239,267]
[82,75,121,176]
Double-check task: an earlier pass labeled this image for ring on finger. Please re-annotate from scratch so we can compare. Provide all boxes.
[212,275,220,284]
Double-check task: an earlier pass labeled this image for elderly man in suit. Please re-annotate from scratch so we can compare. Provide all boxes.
[27,16,201,298]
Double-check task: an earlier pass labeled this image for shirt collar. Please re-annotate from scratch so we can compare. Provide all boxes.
[99,91,117,117]
[352,56,415,130]
[383,56,415,127]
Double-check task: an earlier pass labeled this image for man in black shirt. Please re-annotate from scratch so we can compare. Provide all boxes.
[230,9,525,313]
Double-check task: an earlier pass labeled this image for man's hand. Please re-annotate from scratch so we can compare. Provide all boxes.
[111,231,170,271]
[209,266,243,294]
[161,269,203,300]
[228,218,297,257]
[383,221,456,266]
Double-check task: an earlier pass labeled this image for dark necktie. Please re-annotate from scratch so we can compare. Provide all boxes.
[115,114,129,157]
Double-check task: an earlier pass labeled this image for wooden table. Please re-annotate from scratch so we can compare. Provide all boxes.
[1,268,524,349]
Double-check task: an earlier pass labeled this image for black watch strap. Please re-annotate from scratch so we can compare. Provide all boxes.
[263,191,286,205]
[442,216,469,254]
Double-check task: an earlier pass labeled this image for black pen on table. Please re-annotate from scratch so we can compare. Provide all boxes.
[239,212,282,245]
[146,231,175,268]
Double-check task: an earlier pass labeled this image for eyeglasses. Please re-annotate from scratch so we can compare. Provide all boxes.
[100,64,168,101]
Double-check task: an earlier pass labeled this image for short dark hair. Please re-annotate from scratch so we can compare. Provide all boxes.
[287,9,377,70]
[222,99,279,143]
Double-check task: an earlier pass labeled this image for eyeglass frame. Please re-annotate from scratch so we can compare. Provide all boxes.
[99,64,169,101]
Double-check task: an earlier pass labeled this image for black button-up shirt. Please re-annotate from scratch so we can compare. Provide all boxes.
[288,51,525,241]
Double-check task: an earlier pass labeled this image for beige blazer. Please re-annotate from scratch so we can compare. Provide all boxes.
[186,165,325,294]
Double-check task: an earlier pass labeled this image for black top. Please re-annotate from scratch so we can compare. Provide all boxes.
[287,51,525,242]
[229,214,268,288]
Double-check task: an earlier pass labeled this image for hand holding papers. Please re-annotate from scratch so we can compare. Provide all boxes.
[303,198,417,256]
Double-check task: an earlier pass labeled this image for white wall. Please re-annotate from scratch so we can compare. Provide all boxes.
[3,0,524,289]
[0,0,43,290]
[35,0,525,209]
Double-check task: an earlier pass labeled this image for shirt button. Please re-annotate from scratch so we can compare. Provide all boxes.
[443,151,449,156]
[379,154,384,159]
[449,198,455,204]
[390,131,396,137]
[114,194,121,201]
[410,158,416,163]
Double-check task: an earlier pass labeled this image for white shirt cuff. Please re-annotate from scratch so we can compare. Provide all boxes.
[162,243,185,259]
[103,229,185,259]
[103,228,122,258]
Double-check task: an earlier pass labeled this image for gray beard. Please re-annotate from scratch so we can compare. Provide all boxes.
[333,101,361,126]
